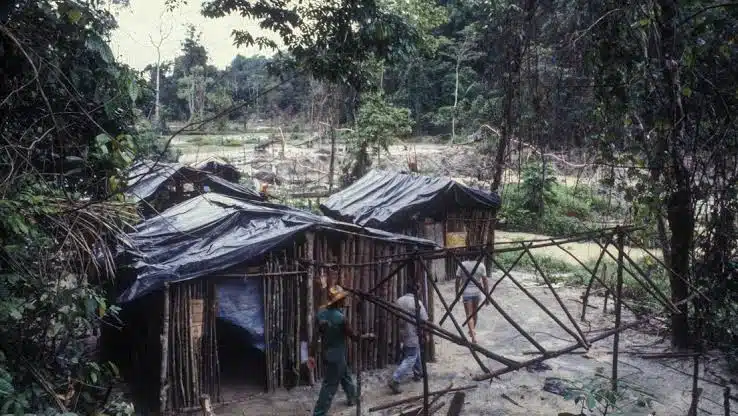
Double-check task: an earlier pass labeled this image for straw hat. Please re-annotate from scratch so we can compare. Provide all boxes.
[321,285,348,308]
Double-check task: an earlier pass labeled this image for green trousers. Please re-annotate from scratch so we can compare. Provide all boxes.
[313,356,356,416]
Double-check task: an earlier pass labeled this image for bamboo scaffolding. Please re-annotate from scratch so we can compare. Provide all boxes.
[446,250,547,353]
[437,253,487,326]
[349,289,517,367]
[522,245,589,348]
[418,259,490,373]
[473,318,649,382]
[483,254,588,346]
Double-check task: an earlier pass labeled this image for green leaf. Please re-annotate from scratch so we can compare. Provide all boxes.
[67,9,82,24]
[586,394,597,409]
[682,86,692,97]
[90,371,98,384]
[0,378,14,396]
[85,34,114,64]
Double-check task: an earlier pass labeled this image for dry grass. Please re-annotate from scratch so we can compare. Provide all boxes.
[495,230,662,265]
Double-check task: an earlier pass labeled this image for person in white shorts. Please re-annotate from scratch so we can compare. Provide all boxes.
[456,259,489,344]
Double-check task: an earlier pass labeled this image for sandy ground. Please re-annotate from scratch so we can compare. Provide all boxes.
[216,271,730,416]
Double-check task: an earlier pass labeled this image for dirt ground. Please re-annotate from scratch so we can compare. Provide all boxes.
[217,271,730,416]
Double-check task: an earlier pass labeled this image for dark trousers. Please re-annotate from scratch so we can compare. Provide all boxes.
[313,355,356,416]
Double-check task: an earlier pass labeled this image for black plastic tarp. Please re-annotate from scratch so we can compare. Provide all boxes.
[320,169,501,229]
[125,160,260,202]
[118,193,437,303]
[217,279,265,350]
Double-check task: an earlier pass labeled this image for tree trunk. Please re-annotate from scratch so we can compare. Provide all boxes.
[328,123,336,193]
[154,53,162,130]
[452,59,460,143]
[656,0,692,349]
[490,0,537,193]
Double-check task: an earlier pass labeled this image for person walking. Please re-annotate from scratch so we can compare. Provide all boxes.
[456,258,489,344]
[312,285,373,416]
[388,282,428,394]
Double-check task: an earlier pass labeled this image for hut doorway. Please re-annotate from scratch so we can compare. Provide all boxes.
[216,318,267,388]
[215,278,269,392]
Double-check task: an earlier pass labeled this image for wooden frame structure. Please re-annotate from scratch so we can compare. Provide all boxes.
[349,225,703,416]
[118,223,722,415]
[112,230,435,414]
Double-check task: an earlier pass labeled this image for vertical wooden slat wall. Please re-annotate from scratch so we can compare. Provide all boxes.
[164,279,219,413]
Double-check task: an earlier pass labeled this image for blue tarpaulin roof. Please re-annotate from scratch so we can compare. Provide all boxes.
[320,169,501,229]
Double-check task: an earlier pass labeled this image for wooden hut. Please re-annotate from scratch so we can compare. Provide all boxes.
[109,193,437,413]
[126,160,261,218]
[320,169,501,282]
[192,156,241,183]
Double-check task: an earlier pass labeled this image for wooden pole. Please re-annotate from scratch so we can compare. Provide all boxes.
[448,250,547,353]
[437,253,486,326]
[579,238,611,321]
[724,387,731,416]
[411,254,430,416]
[368,385,478,412]
[612,229,624,392]
[160,283,170,415]
[482,254,589,345]
[523,245,589,348]
[473,318,647,381]
[418,260,489,373]
[199,394,214,416]
[305,233,316,385]
[688,355,701,416]
[353,289,517,367]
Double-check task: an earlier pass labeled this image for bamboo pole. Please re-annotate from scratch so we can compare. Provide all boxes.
[368,385,478,412]
[588,238,678,313]
[437,253,486,326]
[461,247,525,327]
[484,254,588,346]
[474,318,647,381]
[688,355,701,416]
[305,233,316,385]
[352,289,517,367]
[523,245,589,348]
[612,229,624,392]
[411,259,430,416]
[724,387,731,416]
[160,284,170,414]
[263,271,271,391]
[448,250,547,353]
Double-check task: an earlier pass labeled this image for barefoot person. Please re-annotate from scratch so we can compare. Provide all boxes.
[456,258,489,344]
[388,282,428,394]
[312,285,373,416]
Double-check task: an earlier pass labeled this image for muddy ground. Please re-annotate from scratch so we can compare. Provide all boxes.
[217,270,730,416]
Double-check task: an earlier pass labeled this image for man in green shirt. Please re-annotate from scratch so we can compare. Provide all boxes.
[312,285,373,416]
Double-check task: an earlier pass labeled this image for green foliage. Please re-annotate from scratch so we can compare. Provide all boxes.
[343,93,414,182]
[520,160,558,215]
[1,0,138,413]
[558,369,656,415]
[202,0,420,90]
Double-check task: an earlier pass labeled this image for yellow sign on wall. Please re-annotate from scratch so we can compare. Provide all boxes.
[446,232,467,248]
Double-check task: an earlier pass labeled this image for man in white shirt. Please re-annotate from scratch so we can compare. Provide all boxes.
[388,282,428,394]
[456,258,488,344]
